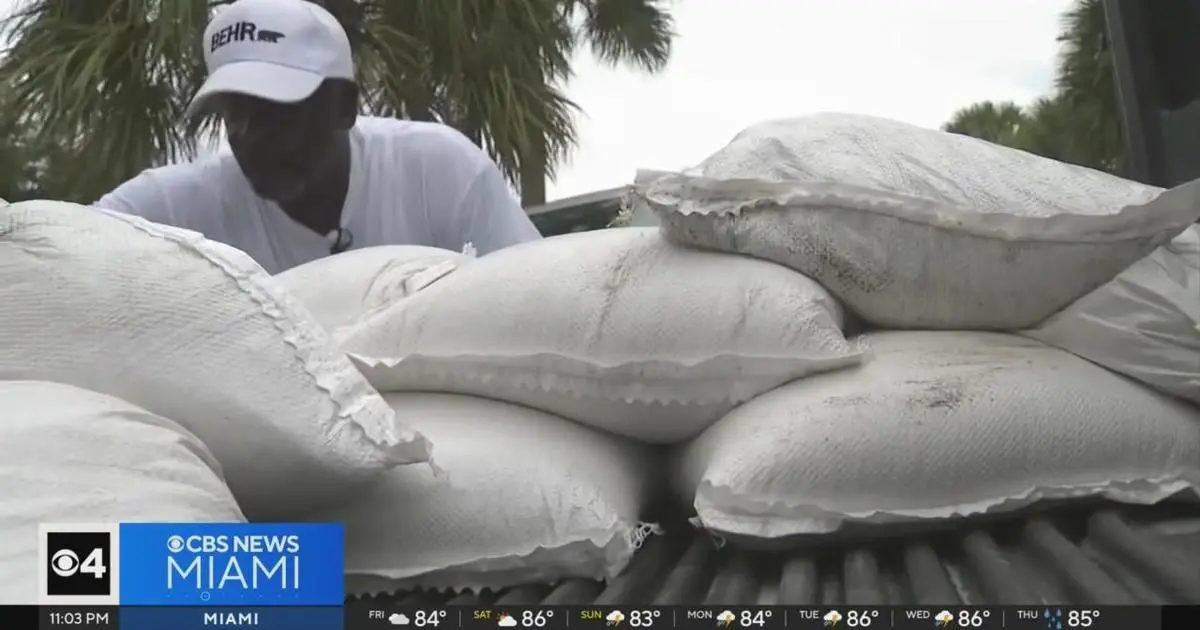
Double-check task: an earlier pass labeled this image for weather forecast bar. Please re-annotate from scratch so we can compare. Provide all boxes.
[340,605,1181,630]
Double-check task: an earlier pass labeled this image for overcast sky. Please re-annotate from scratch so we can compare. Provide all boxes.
[550,0,1075,200]
[1,0,1076,202]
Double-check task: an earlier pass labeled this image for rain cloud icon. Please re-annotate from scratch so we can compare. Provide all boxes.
[824,611,843,627]
[935,611,953,626]
[606,611,625,626]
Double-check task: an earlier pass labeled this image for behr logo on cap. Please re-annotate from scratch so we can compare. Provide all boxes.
[210,21,286,53]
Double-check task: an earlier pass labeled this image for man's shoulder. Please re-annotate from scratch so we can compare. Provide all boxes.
[96,155,240,225]
[354,117,490,170]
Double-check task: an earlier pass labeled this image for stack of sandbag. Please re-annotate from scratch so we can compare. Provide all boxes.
[0,381,246,604]
[0,200,432,526]
[626,112,1200,541]
[323,226,865,590]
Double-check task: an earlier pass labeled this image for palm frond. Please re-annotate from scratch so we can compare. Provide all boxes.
[566,0,673,71]
[0,0,211,202]
[377,0,580,183]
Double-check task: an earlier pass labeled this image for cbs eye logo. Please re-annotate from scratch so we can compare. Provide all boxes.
[45,532,111,596]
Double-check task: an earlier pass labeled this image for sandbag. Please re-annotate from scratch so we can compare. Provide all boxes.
[273,245,467,331]
[631,113,1200,330]
[336,228,862,443]
[0,201,430,520]
[678,331,1200,539]
[0,381,246,604]
[315,393,657,593]
[1024,225,1200,404]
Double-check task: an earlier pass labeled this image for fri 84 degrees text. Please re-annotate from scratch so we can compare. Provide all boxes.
[413,610,447,626]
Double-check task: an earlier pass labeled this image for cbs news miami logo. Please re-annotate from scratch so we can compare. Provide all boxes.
[38,523,121,606]
[38,521,344,607]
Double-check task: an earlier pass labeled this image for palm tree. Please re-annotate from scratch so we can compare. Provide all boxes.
[0,1,216,202]
[942,101,1029,146]
[1053,0,1124,172]
[517,0,674,207]
[0,0,672,205]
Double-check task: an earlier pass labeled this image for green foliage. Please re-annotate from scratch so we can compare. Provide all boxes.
[0,84,66,201]
[1053,0,1124,172]
[1,0,214,202]
[0,0,674,203]
[942,101,1028,147]
[943,0,1123,173]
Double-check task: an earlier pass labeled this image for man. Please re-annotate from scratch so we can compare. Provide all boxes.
[96,0,541,274]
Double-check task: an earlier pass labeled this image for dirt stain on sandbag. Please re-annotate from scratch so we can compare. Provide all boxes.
[808,241,891,294]
[584,241,638,348]
[919,384,963,409]
[904,378,965,410]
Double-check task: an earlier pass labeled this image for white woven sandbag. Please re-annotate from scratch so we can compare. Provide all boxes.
[336,228,862,444]
[314,393,657,593]
[678,331,1200,539]
[631,113,1200,329]
[0,381,246,604]
[0,200,431,520]
[273,245,467,331]
[1024,225,1200,404]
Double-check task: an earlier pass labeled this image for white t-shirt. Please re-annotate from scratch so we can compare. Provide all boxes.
[96,117,541,273]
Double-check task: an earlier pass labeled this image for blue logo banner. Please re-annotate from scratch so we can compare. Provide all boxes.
[118,522,344,606]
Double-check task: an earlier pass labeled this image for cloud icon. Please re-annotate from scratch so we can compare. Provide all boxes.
[606,611,625,626]
[824,611,843,627]
[498,614,517,628]
[388,613,409,626]
[716,611,735,626]
[935,611,953,626]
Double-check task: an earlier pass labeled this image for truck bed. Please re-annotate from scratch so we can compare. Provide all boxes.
[356,502,1200,606]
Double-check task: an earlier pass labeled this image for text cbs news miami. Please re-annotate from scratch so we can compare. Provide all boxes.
[36,522,344,630]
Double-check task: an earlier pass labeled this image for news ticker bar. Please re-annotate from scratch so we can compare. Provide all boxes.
[17,605,1200,630]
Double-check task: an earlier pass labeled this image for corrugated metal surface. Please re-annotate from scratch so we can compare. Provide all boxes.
[354,503,1200,607]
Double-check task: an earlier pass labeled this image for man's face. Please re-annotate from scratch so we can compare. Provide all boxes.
[219,91,339,204]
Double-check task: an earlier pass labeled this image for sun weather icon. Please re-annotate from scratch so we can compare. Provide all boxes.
[1043,608,1063,630]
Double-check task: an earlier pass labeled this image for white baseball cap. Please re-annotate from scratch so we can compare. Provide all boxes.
[186,0,354,117]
